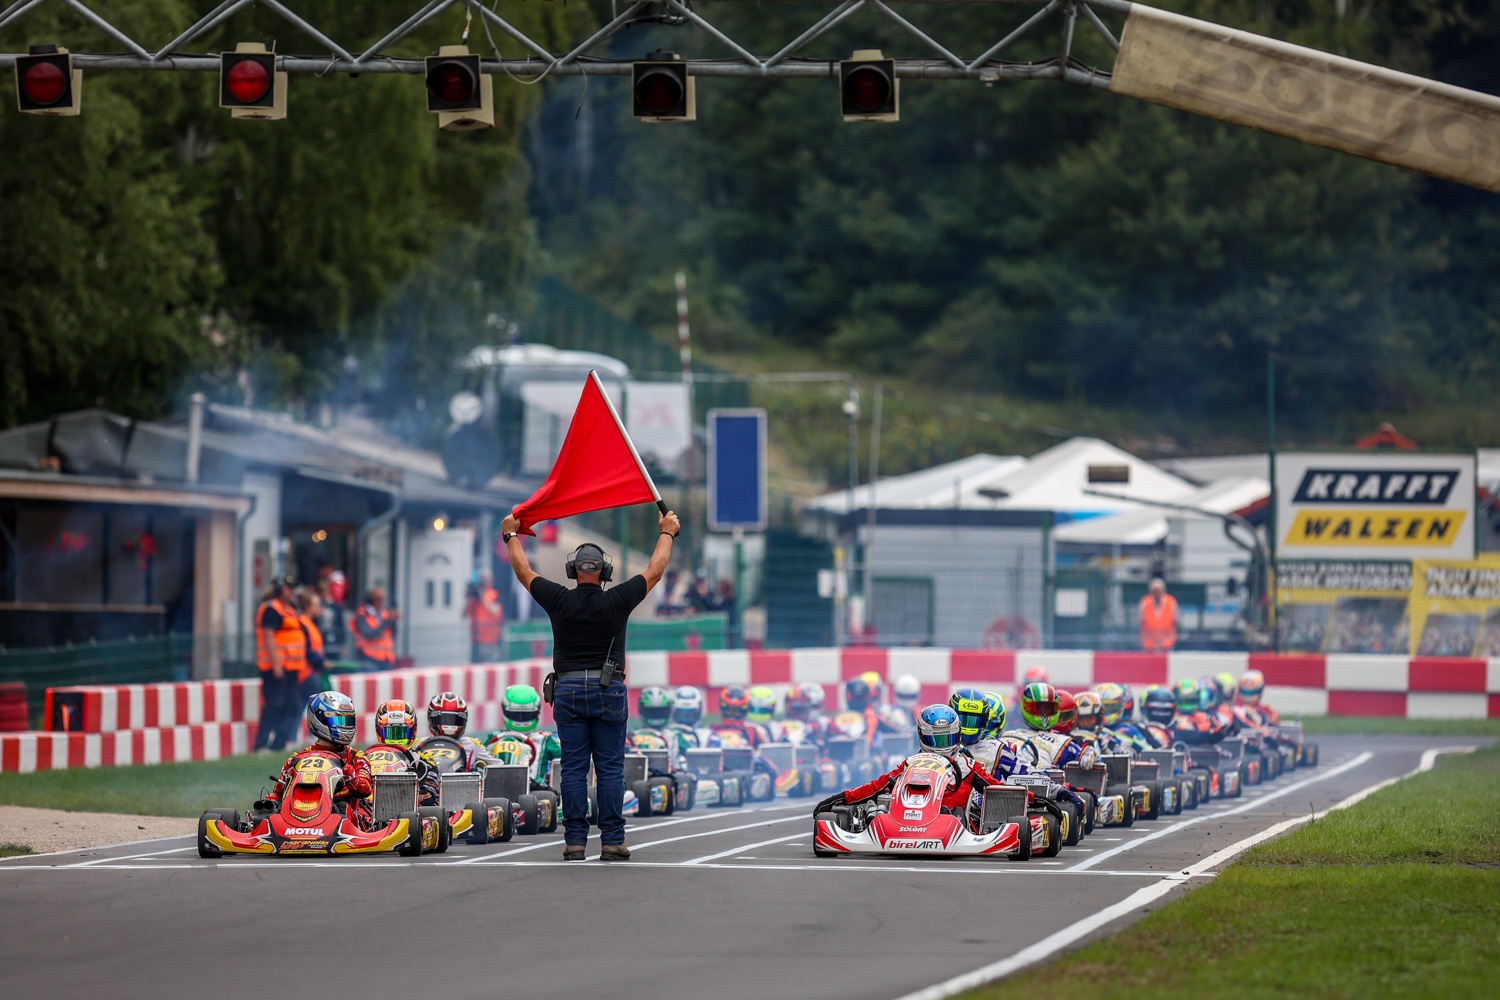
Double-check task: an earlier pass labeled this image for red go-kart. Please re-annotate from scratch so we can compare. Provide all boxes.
[198,750,436,858]
[813,753,1029,859]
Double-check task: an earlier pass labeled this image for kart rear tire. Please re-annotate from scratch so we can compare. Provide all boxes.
[631,779,654,818]
[485,796,514,842]
[1079,792,1096,835]
[1060,801,1082,847]
[1119,793,1136,827]
[1142,781,1161,821]
[518,793,541,835]
[649,776,676,816]
[1302,743,1319,767]
[462,802,488,846]
[1010,815,1033,862]
[197,808,234,859]
[537,790,560,831]
[419,806,451,853]
[1039,813,1062,858]
[1240,761,1258,787]
[397,811,424,857]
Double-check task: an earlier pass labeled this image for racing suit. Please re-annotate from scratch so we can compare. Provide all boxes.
[843,750,1001,819]
[364,742,441,803]
[709,719,763,749]
[1168,710,1231,745]
[270,744,374,826]
[971,735,1088,813]
[1021,730,1099,771]
[412,734,500,771]
[489,730,561,789]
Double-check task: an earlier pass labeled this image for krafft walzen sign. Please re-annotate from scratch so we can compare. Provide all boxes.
[1275,452,1477,561]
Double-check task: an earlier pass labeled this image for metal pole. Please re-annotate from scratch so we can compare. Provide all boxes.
[733,527,745,649]
[843,380,859,648]
[864,383,883,633]
[186,392,204,484]
[1266,352,1278,651]
[676,272,696,570]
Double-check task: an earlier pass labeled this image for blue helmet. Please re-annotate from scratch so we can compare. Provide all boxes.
[981,691,1006,737]
[307,691,357,747]
[948,688,989,744]
[917,704,963,757]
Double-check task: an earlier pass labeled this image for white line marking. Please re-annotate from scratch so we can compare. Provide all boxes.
[630,812,805,851]
[0,833,192,864]
[65,846,196,868]
[1068,751,1373,872]
[889,745,1470,1000]
[681,832,807,865]
[1,859,1220,876]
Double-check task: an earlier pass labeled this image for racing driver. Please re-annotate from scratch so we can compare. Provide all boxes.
[412,691,499,770]
[268,691,374,824]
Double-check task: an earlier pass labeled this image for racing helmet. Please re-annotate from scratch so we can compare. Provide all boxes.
[859,671,885,707]
[917,704,963,758]
[802,681,827,714]
[501,685,541,732]
[1053,691,1078,734]
[374,699,418,747]
[843,677,873,713]
[1174,677,1201,713]
[784,685,813,721]
[1198,676,1222,710]
[747,686,778,723]
[1074,691,1102,732]
[1142,686,1177,724]
[638,686,673,728]
[1238,669,1266,705]
[720,685,751,720]
[1119,685,1136,722]
[1023,665,1049,685]
[982,691,1006,737]
[948,688,990,744]
[1213,672,1238,706]
[893,674,922,708]
[1095,683,1125,726]
[1020,682,1060,731]
[671,686,704,727]
[427,691,469,738]
[307,691,357,747]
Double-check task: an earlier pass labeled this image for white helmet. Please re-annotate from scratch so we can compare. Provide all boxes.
[800,681,826,713]
[893,674,921,708]
[671,686,704,727]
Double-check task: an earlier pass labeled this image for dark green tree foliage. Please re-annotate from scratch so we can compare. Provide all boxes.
[0,0,578,427]
[531,0,1500,437]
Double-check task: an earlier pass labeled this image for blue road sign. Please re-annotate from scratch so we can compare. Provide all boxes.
[708,408,767,531]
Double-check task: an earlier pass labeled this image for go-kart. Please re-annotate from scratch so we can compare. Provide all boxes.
[416,736,516,844]
[485,735,562,833]
[813,753,1030,860]
[757,742,819,798]
[198,750,436,858]
[627,730,698,811]
[1064,759,1136,827]
[1277,720,1319,768]
[1138,748,1197,813]
[683,748,748,808]
[1179,740,1241,799]
[710,730,777,802]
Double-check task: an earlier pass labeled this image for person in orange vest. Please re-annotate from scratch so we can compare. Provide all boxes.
[253,579,309,751]
[464,571,504,663]
[297,589,329,700]
[1139,578,1179,651]
[352,588,398,672]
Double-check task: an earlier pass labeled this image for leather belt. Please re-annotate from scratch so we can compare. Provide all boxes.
[554,668,621,681]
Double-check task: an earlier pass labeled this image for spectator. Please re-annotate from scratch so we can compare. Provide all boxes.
[465,571,504,662]
[297,589,329,697]
[1139,578,1178,651]
[253,579,307,751]
[352,588,398,671]
[656,569,683,617]
[315,576,346,658]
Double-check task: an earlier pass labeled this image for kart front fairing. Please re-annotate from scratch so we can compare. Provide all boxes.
[814,754,1022,857]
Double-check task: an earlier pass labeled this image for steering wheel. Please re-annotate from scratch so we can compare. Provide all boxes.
[416,735,469,773]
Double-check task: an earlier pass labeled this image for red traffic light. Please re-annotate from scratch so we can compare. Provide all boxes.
[839,53,898,122]
[22,60,66,106]
[631,55,694,121]
[225,59,270,103]
[426,55,480,111]
[843,67,890,114]
[637,71,683,115]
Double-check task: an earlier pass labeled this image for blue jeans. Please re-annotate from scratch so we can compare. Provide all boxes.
[552,678,628,846]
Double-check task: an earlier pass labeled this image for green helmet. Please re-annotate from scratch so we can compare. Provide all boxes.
[1019,682,1059,731]
[637,686,672,728]
[981,691,1006,737]
[1174,677,1200,713]
[1214,672,1238,705]
[502,684,542,732]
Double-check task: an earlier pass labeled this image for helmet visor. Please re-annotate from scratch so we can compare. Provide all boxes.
[377,720,415,744]
[954,706,988,733]
[920,728,961,750]
[504,706,540,729]
[430,710,467,731]
[325,711,356,731]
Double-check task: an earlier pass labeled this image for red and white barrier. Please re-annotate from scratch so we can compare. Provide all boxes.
[44,680,261,733]
[0,722,256,774]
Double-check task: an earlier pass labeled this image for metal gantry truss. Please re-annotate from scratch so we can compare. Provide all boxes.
[0,0,1127,88]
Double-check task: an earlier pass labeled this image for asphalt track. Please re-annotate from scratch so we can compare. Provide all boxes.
[0,736,1457,999]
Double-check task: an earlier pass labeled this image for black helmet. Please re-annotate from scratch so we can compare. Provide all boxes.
[1142,687,1176,724]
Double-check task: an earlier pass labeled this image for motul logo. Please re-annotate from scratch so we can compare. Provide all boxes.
[282,827,323,836]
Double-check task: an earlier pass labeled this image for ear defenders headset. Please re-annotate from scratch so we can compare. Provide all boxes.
[565,543,614,583]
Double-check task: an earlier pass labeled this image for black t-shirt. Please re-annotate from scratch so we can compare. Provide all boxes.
[528,576,649,673]
[259,604,284,630]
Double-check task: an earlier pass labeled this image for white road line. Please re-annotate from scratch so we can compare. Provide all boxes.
[1,860,1218,876]
[0,834,192,864]
[681,832,807,865]
[65,846,196,868]
[1068,751,1373,872]
[630,812,805,851]
[889,745,1470,1000]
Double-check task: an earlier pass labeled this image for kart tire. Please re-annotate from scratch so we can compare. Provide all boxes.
[1265,751,1282,779]
[631,779,654,818]
[720,776,744,808]
[1040,813,1062,858]
[518,793,541,835]
[672,774,695,812]
[1059,801,1082,847]
[1189,768,1211,802]
[397,811,424,857]
[197,808,235,859]
[1079,792,1096,835]
[1227,771,1243,798]
[649,776,676,816]
[1142,781,1161,821]
[419,806,451,853]
[537,790,561,832]
[813,811,840,858]
[1302,743,1319,767]
[1240,761,1257,787]
[463,802,489,846]
[1119,792,1136,828]
[1010,815,1033,862]
[485,796,515,842]
[1181,779,1197,810]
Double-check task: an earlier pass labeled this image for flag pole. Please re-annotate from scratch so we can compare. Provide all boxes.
[590,370,669,515]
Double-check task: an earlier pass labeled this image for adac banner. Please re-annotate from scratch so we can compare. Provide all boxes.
[1274,452,1476,561]
[1407,556,1500,657]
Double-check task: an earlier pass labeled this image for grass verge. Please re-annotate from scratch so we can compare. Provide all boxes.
[0,754,283,818]
[960,744,1500,1000]
[0,842,34,857]
[1295,715,1500,737]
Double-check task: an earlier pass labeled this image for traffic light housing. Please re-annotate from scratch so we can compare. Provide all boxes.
[632,52,695,122]
[15,45,80,116]
[219,42,286,120]
[840,50,898,122]
[425,45,494,131]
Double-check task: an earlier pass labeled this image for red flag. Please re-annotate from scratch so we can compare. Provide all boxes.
[511,371,663,534]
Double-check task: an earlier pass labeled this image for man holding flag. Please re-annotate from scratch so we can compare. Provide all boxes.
[498,370,681,862]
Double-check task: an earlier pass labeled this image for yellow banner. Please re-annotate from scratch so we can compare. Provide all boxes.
[1110,4,1500,193]
[1408,556,1500,656]
[1283,510,1466,548]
